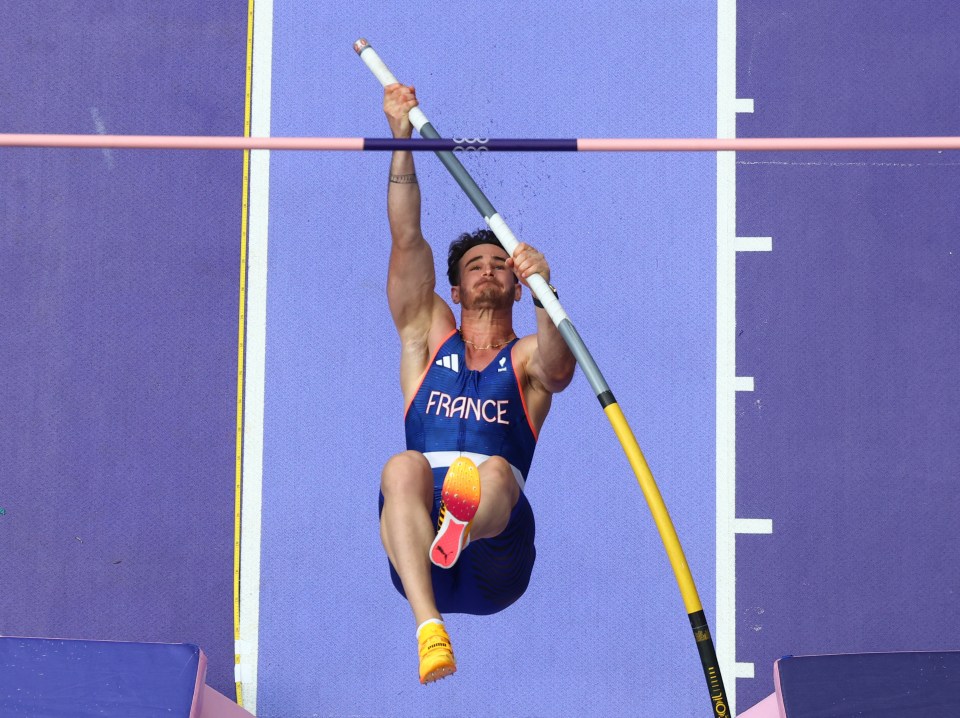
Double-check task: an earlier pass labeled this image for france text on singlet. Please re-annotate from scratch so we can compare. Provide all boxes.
[405,331,537,482]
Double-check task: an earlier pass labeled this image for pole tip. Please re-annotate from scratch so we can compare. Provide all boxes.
[353,38,370,55]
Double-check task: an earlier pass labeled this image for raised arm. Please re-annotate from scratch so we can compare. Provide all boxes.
[509,244,577,395]
[383,85,454,393]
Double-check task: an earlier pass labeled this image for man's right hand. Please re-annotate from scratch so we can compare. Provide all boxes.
[384,83,418,139]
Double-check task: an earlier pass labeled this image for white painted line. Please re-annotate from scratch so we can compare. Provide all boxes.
[718,3,736,140]
[735,518,774,534]
[735,662,756,679]
[239,0,273,714]
[716,157,739,718]
[717,0,739,713]
[735,99,755,114]
[735,376,755,392]
[735,236,773,252]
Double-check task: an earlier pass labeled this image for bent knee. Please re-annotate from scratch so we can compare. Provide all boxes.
[480,455,513,475]
[381,451,433,498]
[480,456,520,497]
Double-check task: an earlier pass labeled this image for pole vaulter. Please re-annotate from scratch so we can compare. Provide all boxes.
[353,37,729,717]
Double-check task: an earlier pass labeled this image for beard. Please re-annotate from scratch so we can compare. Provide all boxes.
[462,280,514,310]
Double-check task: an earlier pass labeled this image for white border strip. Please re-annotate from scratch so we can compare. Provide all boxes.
[734,376,755,392]
[717,0,739,713]
[239,0,273,713]
[735,236,773,252]
[734,518,773,535]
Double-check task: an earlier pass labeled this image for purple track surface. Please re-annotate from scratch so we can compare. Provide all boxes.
[736,2,960,710]
[0,5,246,695]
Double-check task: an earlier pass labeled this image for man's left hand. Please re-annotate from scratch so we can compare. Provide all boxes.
[506,243,550,288]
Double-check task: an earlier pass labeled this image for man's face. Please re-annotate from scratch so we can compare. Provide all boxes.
[453,245,520,309]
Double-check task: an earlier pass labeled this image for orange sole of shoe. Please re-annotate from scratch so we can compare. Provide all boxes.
[430,458,481,568]
[440,457,481,522]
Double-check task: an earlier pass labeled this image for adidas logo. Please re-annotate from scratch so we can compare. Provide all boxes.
[436,354,460,372]
[498,357,508,373]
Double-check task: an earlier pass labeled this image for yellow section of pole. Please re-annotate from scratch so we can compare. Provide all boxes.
[602,402,703,615]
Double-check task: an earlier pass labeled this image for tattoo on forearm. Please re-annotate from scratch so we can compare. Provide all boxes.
[389,173,418,184]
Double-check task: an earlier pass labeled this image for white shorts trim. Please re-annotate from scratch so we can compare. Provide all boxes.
[421,451,526,491]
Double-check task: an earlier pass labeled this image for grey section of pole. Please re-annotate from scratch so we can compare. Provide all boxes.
[417,125,613,401]
[557,320,612,400]
[417,122,497,219]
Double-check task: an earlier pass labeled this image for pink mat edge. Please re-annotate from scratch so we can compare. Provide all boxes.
[189,649,208,717]
[200,685,256,718]
[737,691,779,718]
[773,658,786,717]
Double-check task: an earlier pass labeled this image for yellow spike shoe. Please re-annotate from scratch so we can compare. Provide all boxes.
[430,457,480,569]
[418,622,457,684]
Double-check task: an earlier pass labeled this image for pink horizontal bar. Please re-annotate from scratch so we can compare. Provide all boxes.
[577,137,960,151]
[1,134,959,152]
[0,134,365,150]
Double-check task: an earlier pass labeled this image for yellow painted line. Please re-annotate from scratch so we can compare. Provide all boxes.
[602,402,702,614]
[234,0,256,707]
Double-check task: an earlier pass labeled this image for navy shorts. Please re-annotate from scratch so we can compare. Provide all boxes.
[378,467,536,615]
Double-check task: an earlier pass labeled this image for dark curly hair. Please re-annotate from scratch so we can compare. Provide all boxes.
[446,229,509,286]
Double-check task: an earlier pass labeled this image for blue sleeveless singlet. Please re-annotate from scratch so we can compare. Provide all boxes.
[404,329,537,487]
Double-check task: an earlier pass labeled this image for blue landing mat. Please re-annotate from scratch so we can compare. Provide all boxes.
[0,637,204,718]
[777,651,960,717]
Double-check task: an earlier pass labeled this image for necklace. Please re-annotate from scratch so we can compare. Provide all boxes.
[459,328,516,350]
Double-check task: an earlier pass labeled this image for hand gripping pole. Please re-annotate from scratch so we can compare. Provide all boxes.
[354,38,729,717]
